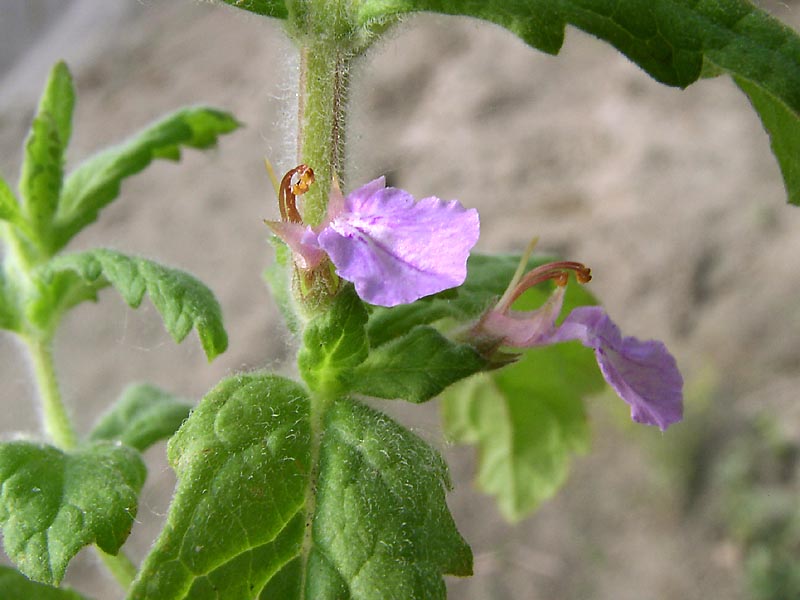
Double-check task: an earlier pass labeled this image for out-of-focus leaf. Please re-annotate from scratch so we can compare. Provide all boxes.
[89,384,193,451]
[0,566,88,599]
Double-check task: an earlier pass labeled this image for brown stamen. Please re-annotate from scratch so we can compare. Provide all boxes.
[500,260,591,310]
[279,164,315,223]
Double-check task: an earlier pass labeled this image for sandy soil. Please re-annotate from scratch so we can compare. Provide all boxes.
[1,1,800,598]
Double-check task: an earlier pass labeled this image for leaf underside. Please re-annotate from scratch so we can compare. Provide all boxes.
[0,566,87,599]
[39,249,228,360]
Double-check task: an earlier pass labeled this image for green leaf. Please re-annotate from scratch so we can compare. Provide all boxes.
[351,325,486,402]
[218,0,288,18]
[302,398,472,598]
[18,62,74,241]
[367,253,553,347]
[0,441,146,585]
[737,76,800,205]
[129,374,470,599]
[442,341,604,521]
[359,1,800,205]
[0,175,23,226]
[0,566,88,600]
[297,285,369,395]
[128,374,311,599]
[0,267,21,332]
[53,107,239,251]
[89,384,193,451]
[38,249,228,360]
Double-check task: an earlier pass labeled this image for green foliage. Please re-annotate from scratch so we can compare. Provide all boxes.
[737,77,800,205]
[0,441,146,585]
[89,384,193,452]
[351,325,486,402]
[0,176,24,226]
[218,0,288,18]
[128,374,310,599]
[369,0,800,204]
[18,62,73,244]
[53,107,239,251]
[263,237,301,334]
[367,253,553,348]
[129,374,470,598]
[305,398,472,598]
[442,341,604,521]
[297,285,369,395]
[0,566,87,600]
[38,249,228,359]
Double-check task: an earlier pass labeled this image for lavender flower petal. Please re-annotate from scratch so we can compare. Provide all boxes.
[547,306,684,430]
[318,179,480,306]
[265,220,327,270]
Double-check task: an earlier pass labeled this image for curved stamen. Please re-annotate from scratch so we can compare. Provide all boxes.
[279,164,315,223]
[498,260,592,312]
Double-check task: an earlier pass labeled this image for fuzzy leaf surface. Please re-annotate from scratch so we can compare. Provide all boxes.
[297,285,369,395]
[0,441,146,585]
[0,566,87,599]
[300,398,472,599]
[89,384,193,451]
[127,374,311,600]
[358,0,800,205]
[128,375,471,598]
[18,62,73,241]
[53,107,239,250]
[38,249,227,359]
[442,341,604,521]
[351,325,486,402]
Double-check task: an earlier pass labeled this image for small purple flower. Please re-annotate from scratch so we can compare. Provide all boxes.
[473,253,683,431]
[267,165,480,307]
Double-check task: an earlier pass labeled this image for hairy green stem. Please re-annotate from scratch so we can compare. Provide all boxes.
[297,44,350,226]
[97,547,138,589]
[25,337,77,451]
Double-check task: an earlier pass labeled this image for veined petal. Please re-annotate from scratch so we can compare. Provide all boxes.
[318,183,480,307]
[547,307,684,430]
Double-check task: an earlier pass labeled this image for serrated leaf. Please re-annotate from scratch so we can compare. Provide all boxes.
[302,398,472,598]
[89,384,192,451]
[0,441,146,585]
[442,342,604,521]
[18,62,74,242]
[128,373,311,599]
[39,249,227,360]
[218,0,288,18]
[736,76,800,205]
[297,285,369,395]
[129,375,470,599]
[52,107,239,250]
[0,566,88,600]
[351,325,486,402]
[358,1,800,205]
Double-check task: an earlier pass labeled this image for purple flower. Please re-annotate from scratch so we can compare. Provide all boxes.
[267,166,480,307]
[473,255,683,431]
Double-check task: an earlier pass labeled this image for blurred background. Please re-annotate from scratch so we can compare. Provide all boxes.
[1,1,800,598]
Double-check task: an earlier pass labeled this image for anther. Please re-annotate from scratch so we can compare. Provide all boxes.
[279,164,314,223]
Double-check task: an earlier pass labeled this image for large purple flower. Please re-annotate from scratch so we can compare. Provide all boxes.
[316,177,480,306]
[474,256,683,431]
[267,166,480,307]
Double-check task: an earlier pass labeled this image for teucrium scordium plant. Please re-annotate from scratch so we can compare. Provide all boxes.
[0,0,799,598]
